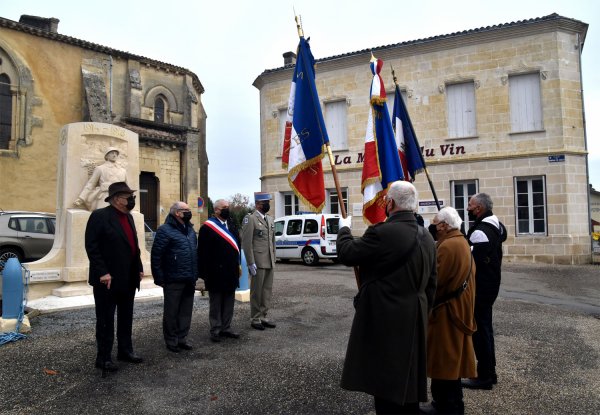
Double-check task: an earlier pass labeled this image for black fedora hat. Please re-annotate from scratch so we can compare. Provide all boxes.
[105,181,136,202]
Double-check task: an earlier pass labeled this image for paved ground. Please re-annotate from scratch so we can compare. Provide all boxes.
[0,261,599,414]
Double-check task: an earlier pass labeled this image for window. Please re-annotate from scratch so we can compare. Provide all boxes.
[154,96,166,123]
[286,219,303,236]
[386,89,408,124]
[328,188,347,215]
[451,180,478,231]
[515,176,546,235]
[0,74,12,150]
[303,219,318,234]
[509,73,543,133]
[274,220,284,236]
[325,100,347,150]
[326,218,339,235]
[446,82,476,138]
[283,192,299,216]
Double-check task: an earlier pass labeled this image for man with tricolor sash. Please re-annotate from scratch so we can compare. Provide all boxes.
[198,199,242,342]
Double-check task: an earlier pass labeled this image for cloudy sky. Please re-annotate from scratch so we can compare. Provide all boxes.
[5,0,599,200]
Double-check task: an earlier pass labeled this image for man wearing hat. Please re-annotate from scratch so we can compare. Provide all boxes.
[241,192,277,330]
[85,181,144,373]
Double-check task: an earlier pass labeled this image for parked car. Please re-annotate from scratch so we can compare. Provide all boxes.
[0,210,56,272]
[274,213,340,265]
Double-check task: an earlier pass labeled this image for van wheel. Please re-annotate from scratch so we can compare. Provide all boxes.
[301,247,319,266]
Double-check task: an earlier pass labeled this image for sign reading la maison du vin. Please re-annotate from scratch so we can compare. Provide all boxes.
[333,143,466,166]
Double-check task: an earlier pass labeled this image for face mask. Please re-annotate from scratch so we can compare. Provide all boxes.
[126,196,136,211]
[428,224,438,241]
[262,202,270,213]
[219,208,230,220]
[182,211,192,222]
[467,210,477,221]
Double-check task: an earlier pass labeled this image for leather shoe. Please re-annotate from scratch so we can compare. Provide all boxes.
[461,377,493,390]
[95,361,119,372]
[261,320,276,328]
[117,352,143,364]
[166,344,181,353]
[251,322,265,330]
[210,333,221,342]
[419,402,439,414]
[178,342,193,350]
[219,331,240,339]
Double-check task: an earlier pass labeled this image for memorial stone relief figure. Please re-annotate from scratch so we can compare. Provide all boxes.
[74,147,128,211]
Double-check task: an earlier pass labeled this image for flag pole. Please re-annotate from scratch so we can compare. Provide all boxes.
[391,66,441,211]
[295,14,358,288]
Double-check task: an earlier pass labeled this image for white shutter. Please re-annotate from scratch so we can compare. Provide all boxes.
[510,73,543,132]
[325,100,348,150]
[446,82,476,138]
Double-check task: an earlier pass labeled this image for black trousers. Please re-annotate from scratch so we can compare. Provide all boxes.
[472,293,497,380]
[163,281,196,347]
[93,285,136,363]
[431,379,464,414]
[209,290,236,335]
[374,397,419,414]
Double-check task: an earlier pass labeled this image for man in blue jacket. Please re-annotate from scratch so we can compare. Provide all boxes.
[151,201,198,353]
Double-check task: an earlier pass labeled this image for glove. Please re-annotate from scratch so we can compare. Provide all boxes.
[248,263,257,276]
[339,216,352,229]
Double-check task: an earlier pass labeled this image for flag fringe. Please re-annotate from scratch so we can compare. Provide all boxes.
[370,97,387,106]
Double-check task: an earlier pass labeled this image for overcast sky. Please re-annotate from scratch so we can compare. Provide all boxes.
[5,0,600,200]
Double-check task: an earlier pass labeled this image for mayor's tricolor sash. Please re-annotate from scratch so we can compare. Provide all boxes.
[203,218,240,254]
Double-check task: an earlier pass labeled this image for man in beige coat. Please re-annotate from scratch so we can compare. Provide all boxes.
[423,207,477,414]
[241,192,276,330]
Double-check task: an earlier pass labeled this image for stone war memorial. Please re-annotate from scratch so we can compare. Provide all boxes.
[24,122,151,299]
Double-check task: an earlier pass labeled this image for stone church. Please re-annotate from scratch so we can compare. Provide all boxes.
[0,14,208,230]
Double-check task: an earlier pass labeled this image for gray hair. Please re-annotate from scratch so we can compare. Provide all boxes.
[435,206,463,230]
[471,193,493,211]
[169,201,187,215]
[387,181,418,212]
[214,199,229,210]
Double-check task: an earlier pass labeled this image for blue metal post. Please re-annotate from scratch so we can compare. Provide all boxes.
[2,258,23,319]
[237,250,249,291]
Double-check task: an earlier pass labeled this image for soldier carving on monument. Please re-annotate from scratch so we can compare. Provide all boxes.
[74,147,128,211]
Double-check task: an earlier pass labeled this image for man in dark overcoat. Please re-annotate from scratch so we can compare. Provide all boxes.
[337,180,437,414]
[85,182,144,373]
[198,199,241,341]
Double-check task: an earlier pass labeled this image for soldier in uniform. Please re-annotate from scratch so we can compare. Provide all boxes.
[241,192,277,330]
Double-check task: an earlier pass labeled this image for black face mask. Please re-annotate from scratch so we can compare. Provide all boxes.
[467,210,477,222]
[182,211,192,222]
[126,196,136,211]
[219,208,230,220]
[261,202,270,213]
[428,224,438,241]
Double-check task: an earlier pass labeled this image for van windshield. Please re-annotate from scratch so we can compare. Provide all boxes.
[326,218,339,234]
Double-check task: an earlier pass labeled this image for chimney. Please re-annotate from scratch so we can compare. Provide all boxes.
[283,51,296,67]
[19,15,60,33]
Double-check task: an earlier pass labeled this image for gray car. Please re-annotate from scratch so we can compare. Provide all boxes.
[0,211,56,272]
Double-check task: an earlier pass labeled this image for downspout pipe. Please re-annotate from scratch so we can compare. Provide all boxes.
[578,33,592,262]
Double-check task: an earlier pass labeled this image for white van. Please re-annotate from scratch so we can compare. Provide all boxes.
[274,213,340,265]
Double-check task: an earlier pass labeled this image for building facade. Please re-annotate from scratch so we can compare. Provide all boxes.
[254,14,592,264]
[0,15,208,229]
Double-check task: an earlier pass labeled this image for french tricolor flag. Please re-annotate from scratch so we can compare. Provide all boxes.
[361,56,404,225]
[281,36,328,212]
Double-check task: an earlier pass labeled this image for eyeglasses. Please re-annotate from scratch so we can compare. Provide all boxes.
[177,209,191,213]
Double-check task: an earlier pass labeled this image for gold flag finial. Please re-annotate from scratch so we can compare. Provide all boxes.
[391,65,398,86]
[295,13,304,38]
[370,51,377,63]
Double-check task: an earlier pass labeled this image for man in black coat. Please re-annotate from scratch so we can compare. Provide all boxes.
[85,182,144,373]
[198,199,241,342]
[337,181,437,414]
[151,201,198,353]
[462,193,507,390]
